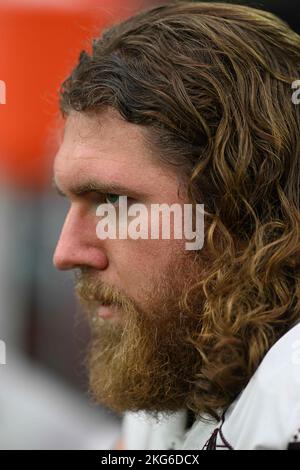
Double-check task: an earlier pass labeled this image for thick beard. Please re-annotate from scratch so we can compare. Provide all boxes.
[75,253,204,418]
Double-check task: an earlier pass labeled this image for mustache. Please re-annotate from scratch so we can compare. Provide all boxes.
[73,271,129,308]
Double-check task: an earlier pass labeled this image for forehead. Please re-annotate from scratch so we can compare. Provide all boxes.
[53,108,175,192]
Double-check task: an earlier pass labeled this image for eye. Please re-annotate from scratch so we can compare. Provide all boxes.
[105,193,122,206]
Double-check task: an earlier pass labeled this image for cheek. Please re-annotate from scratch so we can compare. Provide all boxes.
[115,238,184,292]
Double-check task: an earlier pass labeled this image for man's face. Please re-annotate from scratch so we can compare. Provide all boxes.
[53,108,204,415]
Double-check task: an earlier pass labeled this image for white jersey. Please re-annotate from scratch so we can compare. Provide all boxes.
[183,321,300,450]
[122,322,300,450]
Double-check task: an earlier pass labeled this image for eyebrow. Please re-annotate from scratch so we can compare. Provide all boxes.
[52,177,149,200]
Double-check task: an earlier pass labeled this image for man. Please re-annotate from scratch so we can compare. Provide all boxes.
[53,2,300,449]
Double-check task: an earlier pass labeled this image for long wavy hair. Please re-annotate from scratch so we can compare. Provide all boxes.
[59,2,300,419]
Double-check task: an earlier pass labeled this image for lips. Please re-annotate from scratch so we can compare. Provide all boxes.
[97,304,119,319]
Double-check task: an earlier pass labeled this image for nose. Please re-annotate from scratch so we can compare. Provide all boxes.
[53,204,109,271]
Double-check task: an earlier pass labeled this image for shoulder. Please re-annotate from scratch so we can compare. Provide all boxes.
[222,322,300,449]
[182,322,300,450]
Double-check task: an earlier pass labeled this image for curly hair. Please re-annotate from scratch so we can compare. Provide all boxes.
[59,1,300,419]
